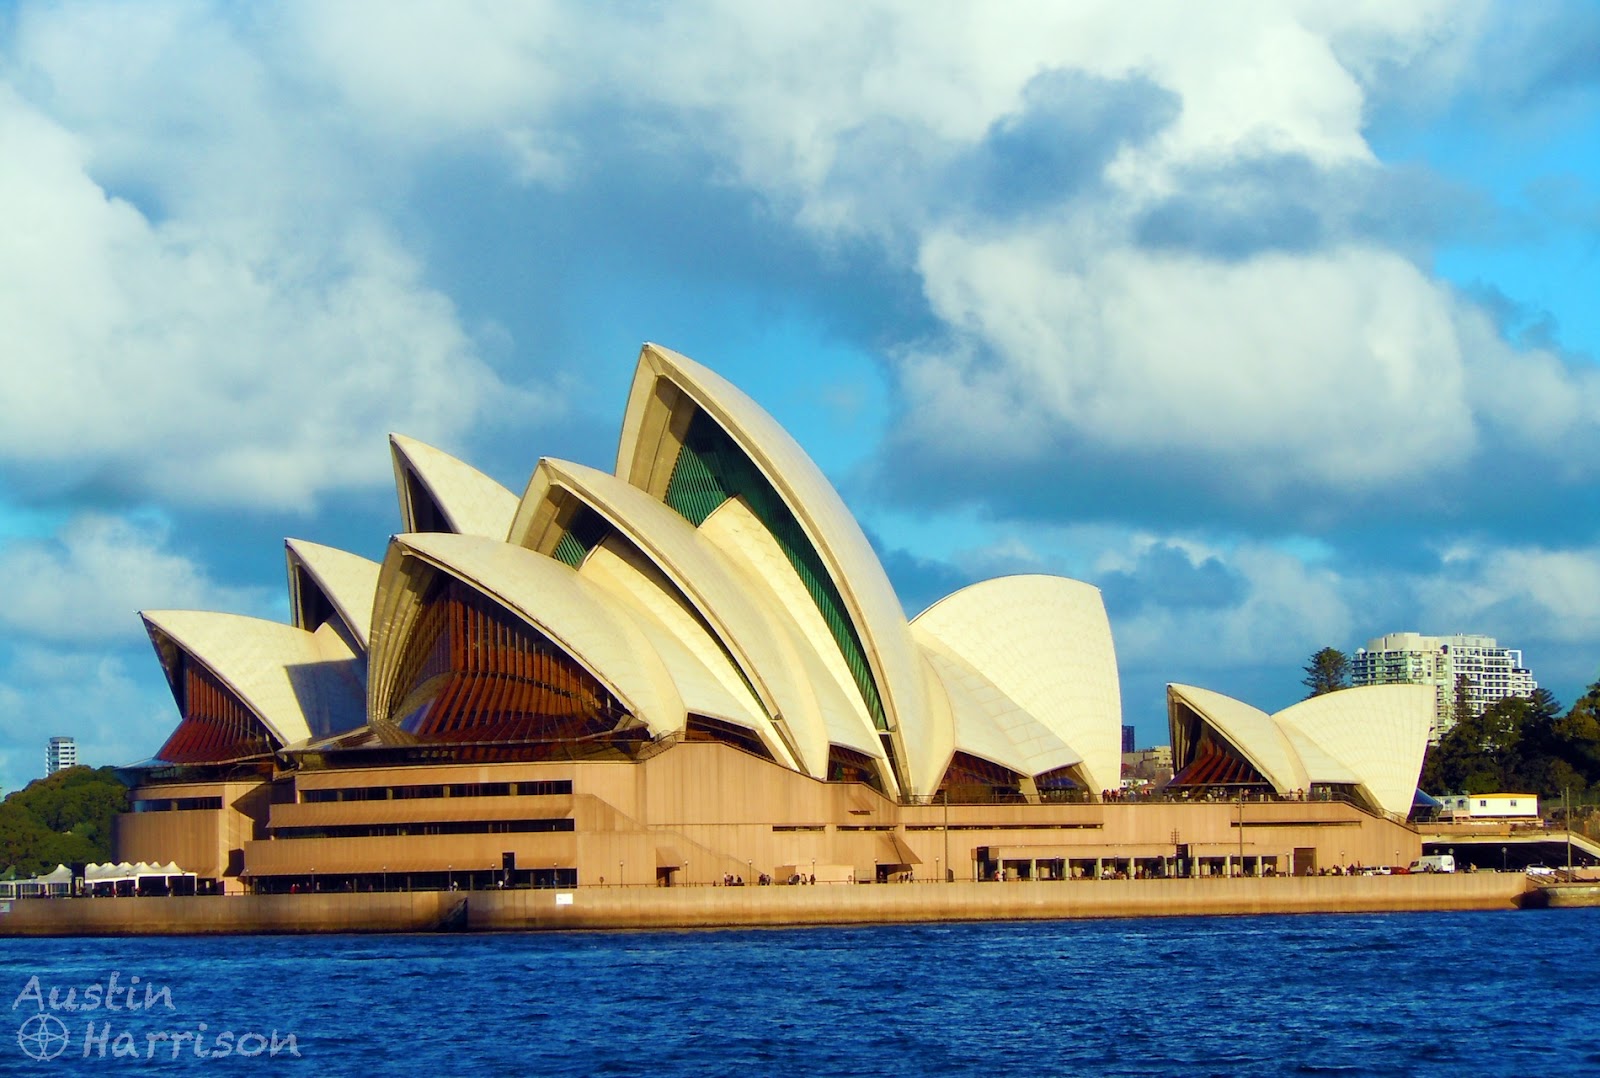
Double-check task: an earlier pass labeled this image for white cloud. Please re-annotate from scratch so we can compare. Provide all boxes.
[1076,524,1600,710]
[0,8,551,512]
[250,3,1459,232]
[1421,543,1600,645]
[2,1,1540,516]
[0,513,271,644]
[1456,307,1600,466]
[906,235,1481,493]
[0,645,171,793]
[281,0,572,145]
[1109,543,1352,671]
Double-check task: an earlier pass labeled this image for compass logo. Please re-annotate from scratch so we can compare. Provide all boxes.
[12,972,301,1062]
[17,1013,69,1061]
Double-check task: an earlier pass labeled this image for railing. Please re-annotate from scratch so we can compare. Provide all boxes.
[900,786,1373,811]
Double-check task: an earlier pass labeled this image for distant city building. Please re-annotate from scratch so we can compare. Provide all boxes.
[1120,746,1174,787]
[1350,633,1536,742]
[1121,725,1136,753]
[46,736,78,775]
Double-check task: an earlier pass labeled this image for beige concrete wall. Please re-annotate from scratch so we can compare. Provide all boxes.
[113,743,1424,890]
[114,780,272,887]
[0,874,1531,937]
[242,832,578,877]
[466,874,1530,930]
[0,892,460,936]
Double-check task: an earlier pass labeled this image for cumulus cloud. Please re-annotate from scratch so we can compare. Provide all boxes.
[0,513,270,643]
[1100,541,1245,615]
[794,7,1600,535]
[6,1,1554,527]
[1100,542,1352,674]
[905,237,1484,494]
[0,9,550,513]
[1419,543,1600,646]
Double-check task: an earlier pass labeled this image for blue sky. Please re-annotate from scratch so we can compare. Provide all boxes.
[2,2,1599,793]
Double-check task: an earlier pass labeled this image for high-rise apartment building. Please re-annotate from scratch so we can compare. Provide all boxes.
[46,736,78,775]
[1350,633,1535,741]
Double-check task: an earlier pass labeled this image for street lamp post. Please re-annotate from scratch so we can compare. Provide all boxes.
[1501,846,1507,873]
[1237,795,1244,877]
[1567,786,1574,876]
[942,790,951,883]
[619,860,624,888]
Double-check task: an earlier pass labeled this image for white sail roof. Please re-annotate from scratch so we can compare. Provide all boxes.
[140,609,365,745]
[285,538,380,650]
[1274,685,1434,817]
[389,433,518,539]
[615,343,928,794]
[1168,683,1311,795]
[915,576,1121,797]
[917,634,1081,784]
[508,457,831,774]
[1167,682,1433,817]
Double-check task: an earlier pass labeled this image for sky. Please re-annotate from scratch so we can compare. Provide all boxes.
[2,1,1599,794]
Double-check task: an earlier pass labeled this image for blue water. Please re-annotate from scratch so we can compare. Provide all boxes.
[3,909,1596,1075]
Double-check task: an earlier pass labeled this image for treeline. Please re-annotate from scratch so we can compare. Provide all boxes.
[1420,684,1600,801]
[0,766,129,877]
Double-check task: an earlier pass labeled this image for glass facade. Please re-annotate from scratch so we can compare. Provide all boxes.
[156,658,276,764]
[388,575,637,744]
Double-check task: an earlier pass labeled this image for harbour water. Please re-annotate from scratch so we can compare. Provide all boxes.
[4,908,1596,1075]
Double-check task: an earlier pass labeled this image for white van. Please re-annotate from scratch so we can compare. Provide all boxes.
[1408,854,1456,874]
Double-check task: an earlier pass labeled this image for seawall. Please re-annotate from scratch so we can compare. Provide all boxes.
[1524,882,1600,908]
[0,874,1534,937]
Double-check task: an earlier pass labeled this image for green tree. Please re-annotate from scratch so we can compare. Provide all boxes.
[1552,682,1600,790]
[1453,674,1475,733]
[1420,680,1600,802]
[0,766,129,876]
[1301,647,1350,698]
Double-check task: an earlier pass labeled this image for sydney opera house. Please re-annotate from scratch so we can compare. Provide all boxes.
[115,345,1433,893]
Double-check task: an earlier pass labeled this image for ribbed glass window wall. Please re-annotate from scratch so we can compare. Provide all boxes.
[156,659,276,764]
[388,575,636,744]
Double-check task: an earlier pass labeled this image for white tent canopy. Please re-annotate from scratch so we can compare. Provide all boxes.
[15,864,73,896]
[84,861,196,883]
